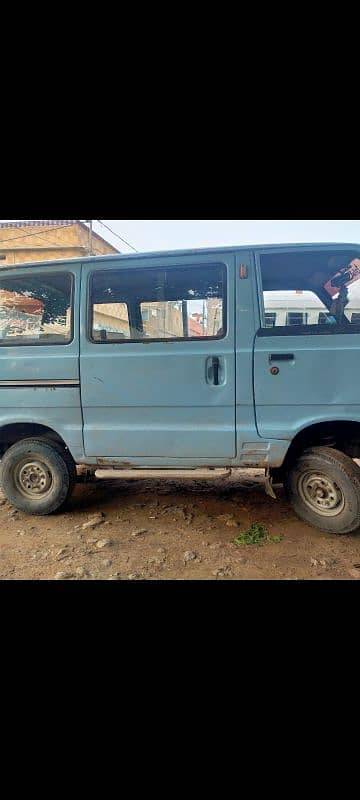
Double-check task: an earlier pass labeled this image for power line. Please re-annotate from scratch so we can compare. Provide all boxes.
[82,220,119,256]
[97,220,138,253]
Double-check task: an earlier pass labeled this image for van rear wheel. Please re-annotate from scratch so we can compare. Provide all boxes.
[0,438,76,516]
[284,447,360,535]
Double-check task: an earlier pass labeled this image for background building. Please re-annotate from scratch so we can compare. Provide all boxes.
[0,220,118,267]
[264,290,360,327]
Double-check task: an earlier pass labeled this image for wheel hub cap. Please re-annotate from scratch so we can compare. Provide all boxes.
[16,460,52,498]
[298,472,345,517]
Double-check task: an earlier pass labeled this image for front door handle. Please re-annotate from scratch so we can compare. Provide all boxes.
[269,353,295,362]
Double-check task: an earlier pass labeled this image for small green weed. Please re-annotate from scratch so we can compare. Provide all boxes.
[234,523,283,547]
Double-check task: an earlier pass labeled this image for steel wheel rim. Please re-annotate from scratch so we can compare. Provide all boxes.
[298,471,345,517]
[14,459,53,499]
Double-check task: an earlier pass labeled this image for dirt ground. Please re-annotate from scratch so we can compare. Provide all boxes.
[1,470,360,581]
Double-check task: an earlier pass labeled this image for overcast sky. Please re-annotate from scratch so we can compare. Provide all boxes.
[96,220,360,254]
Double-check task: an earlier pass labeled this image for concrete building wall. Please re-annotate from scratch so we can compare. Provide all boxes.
[0,221,118,267]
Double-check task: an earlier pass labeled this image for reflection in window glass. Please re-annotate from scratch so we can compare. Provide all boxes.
[90,265,226,342]
[265,313,277,328]
[344,282,360,322]
[141,302,183,338]
[261,252,360,332]
[0,273,73,345]
[286,312,308,327]
[140,299,223,339]
[263,291,328,328]
[93,303,130,340]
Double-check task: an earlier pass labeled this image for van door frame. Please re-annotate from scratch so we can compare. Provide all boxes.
[79,251,238,465]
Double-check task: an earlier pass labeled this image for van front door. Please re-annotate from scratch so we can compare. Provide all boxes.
[80,254,236,462]
[253,246,360,440]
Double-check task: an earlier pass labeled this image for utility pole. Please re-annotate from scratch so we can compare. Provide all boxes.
[87,220,93,256]
[182,301,189,338]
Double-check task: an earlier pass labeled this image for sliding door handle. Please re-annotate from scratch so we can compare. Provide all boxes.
[212,357,220,386]
[206,356,224,386]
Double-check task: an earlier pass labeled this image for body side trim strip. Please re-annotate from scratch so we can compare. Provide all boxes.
[0,379,80,387]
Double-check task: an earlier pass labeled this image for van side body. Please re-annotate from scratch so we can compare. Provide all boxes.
[1,242,360,530]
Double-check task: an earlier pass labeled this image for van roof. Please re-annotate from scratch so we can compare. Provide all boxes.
[1,242,359,271]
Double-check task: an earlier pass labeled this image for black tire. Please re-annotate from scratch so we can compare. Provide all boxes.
[0,438,76,516]
[284,447,360,535]
[37,437,77,488]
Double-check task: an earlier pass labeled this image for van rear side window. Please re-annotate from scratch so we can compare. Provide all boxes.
[0,272,73,346]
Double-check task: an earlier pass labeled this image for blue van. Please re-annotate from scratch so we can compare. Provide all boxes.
[1,242,360,535]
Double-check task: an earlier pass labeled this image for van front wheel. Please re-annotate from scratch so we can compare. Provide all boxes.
[285,447,360,535]
[0,438,76,516]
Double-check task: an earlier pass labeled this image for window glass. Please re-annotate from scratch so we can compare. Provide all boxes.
[0,272,73,345]
[90,265,226,342]
[260,252,360,333]
[93,303,130,340]
[265,313,277,328]
[264,290,328,328]
[286,311,309,327]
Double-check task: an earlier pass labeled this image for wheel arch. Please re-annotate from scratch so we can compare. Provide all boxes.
[271,419,360,481]
[0,422,75,461]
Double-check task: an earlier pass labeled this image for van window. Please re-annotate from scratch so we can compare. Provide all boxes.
[260,251,360,334]
[0,272,73,345]
[89,265,226,342]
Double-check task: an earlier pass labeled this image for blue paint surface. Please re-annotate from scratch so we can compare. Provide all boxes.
[0,242,359,469]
